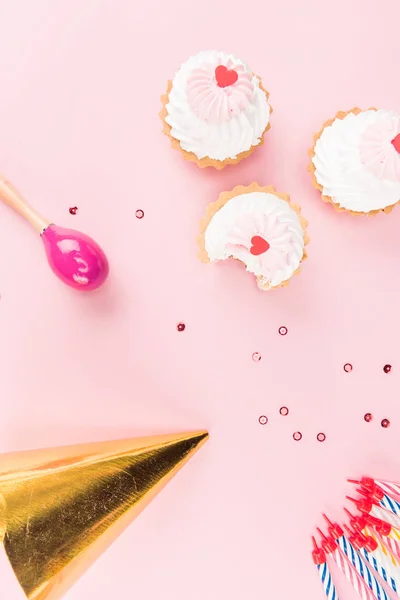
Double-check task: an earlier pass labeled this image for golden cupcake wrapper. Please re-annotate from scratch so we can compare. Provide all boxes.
[160,79,272,169]
[308,107,400,216]
[198,182,309,291]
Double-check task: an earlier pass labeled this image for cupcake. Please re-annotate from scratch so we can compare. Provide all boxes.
[309,108,400,215]
[160,51,271,169]
[198,183,309,290]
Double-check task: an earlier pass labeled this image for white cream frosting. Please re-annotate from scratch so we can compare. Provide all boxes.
[165,51,271,161]
[312,109,400,213]
[204,191,305,289]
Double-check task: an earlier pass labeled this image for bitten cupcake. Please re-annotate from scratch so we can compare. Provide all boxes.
[198,183,309,290]
[160,51,271,169]
[309,108,400,215]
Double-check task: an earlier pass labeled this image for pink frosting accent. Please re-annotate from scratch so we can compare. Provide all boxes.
[360,114,400,182]
[224,212,295,278]
[186,58,254,123]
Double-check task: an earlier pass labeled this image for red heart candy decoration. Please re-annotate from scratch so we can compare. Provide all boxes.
[250,236,270,256]
[215,65,238,88]
[391,133,400,153]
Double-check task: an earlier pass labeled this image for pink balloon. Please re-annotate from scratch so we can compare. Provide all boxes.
[41,224,109,291]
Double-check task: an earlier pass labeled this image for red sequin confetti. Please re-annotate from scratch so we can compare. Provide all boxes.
[252,352,261,362]
[344,363,353,373]
[364,413,373,422]
[177,323,185,332]
[381,418,390,428]
[259,415,268,425]
[279,407,289,416]
[69,206,78,215]
[135,209,144,219]
[317,433,326,442]
[383,364,392,373]
[279,326,288,336]
[293,432,302,441]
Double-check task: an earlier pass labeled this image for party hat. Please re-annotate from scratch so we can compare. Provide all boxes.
[0,431,208,600]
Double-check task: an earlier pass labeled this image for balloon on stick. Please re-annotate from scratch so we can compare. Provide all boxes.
[0,177,109,291]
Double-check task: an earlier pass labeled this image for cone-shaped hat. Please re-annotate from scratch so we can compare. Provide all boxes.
[0,431,208,600]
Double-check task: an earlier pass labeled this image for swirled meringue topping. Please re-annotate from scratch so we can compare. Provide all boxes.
[312,109,400,213]
[204,190,305,289]
[164,51,271,161]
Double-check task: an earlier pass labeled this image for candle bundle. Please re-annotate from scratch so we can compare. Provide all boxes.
[312,477,400,600]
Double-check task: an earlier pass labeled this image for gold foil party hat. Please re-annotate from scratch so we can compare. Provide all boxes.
[0,431,208,600]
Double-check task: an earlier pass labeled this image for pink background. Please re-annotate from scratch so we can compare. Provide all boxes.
[0,0,399,599]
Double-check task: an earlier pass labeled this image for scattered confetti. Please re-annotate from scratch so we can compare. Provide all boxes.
[177,323,185,332]
[69,206,78,215]
[343,363,353,373]
[364,413,373,422]
[381,418,390,428]
[317,432,326,442]
[279,406,289,416]
[259,416,268,425]
[279,326,288,336]
[383,364,392,373]
[293,431,302,441]
[135,209,144,219]
[252,352,261,362]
